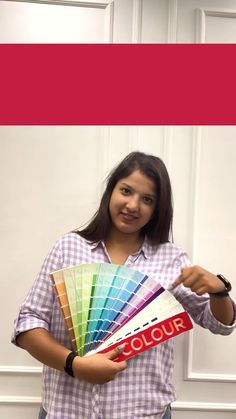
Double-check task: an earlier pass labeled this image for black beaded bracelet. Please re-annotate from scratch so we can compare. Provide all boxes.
[64,351,78,377]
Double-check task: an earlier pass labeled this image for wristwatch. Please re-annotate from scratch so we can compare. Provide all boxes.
[64,351,78,377]
[211,274,232,297]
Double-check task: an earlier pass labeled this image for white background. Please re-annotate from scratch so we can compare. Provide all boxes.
[0,1,236,418]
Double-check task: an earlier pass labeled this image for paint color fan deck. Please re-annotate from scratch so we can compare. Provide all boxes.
[51,263,193,361]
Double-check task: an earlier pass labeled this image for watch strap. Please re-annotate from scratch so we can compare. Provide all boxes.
[210,274,232,297]
[64,351,78,377]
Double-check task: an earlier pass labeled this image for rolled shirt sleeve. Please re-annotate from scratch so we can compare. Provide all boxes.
[12,239,63,345]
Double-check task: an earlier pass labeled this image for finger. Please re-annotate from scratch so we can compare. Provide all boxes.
[171,276,183,289]
[171,271,188,288]
[172,273,195,289]
[116,360,128,371]
[171,267,192,288]
[105,344,126,360]
[182,272,200,289]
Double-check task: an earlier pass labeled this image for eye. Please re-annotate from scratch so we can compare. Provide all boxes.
[120,187,131,195]
[142,196,154,205]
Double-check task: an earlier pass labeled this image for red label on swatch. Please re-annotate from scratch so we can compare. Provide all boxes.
[99,311,193,361]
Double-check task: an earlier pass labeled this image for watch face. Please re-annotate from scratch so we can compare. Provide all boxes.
[217,274,232,292]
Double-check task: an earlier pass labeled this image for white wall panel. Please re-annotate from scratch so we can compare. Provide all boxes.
[206,13,236,42]
[141,0,168,43]
[185,128,236,384]
[0,0,113,42]
[196,7,236,42]
[131,126,165,156]
[190,326,236,377]
[0,127,104,373]
[0,404,41,419]
[0,374,41,398]
[177,0,236,42]
[113,0,133,43]
[166,126,194,251]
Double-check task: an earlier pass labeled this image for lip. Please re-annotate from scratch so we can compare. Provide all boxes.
[120,212,139,222]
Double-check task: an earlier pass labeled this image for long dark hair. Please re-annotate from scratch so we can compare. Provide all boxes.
[75,151,173,246]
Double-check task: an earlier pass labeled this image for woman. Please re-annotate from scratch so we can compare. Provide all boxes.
[12,151,235,419]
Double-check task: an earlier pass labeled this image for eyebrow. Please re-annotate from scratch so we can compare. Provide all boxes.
[120,182,156,198]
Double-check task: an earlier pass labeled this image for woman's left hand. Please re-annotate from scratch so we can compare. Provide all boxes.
[172,266,225,295]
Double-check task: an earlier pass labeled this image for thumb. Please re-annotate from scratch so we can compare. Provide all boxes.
[105,344,126,360]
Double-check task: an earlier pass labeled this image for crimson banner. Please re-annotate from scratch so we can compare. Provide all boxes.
[1,44,236,124]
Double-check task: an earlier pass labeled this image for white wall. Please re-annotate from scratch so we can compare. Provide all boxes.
[0,1,236,418]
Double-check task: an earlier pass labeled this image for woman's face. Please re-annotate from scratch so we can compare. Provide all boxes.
[109,170,157,239]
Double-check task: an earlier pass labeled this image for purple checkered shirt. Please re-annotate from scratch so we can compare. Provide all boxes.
[12,233,236,419]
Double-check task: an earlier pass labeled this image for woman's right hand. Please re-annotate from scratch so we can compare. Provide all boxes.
[72,347,128,384]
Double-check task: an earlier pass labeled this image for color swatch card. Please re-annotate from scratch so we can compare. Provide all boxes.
[51,263,193,361]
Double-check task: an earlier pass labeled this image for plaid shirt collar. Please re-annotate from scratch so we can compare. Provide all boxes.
[87,235,151,259]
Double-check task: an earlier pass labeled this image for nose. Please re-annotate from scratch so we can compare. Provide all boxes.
[126,195,139,212]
